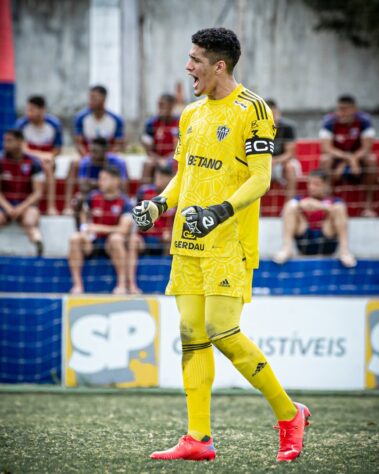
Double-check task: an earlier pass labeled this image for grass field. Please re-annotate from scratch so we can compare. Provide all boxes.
[1,391,378,473]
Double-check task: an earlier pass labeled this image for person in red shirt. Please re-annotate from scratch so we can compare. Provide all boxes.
[134,163,175,253]
[319,95,377,217]
[274,168,356,267]
[68,166,134,295]
[141,94,179,182]
[0,129,45,255]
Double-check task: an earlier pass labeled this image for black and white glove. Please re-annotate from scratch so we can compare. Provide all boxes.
[132,197,167,232]
[181,201,234,238]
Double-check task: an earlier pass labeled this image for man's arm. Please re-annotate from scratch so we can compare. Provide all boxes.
[0,193,14,216]
[75,136,87,157]
[86,214,133,236]
[228,152,271,212]
[353,135,374,160]
[273,141,296,165]
[159,160,185,209]
[320,136,349,160]
[13,177,45,217]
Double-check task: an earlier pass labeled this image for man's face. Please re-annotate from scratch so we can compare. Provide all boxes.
[98,171,119,193]
[3,134,22,155]
[90,143,106,161]
[336,101,356,123]
[89,91,106,110]
[186,44,219,97]
[26,103,45,123]
[158,99,174,119]
[307,176,327,199]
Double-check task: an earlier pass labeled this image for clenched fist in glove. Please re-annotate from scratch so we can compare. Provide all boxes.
[181,201,234,238]
[132,196,168,231]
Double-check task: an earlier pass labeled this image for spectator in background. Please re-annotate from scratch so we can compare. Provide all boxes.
[63,85,125,214]
[68,167,134,295]
[0,129,45,255]
[15,95,63,215]
[319,95,377,217]
[141,93,179,182]
[274,169,356,268]
[132,163,175,255]
[266,99,300,201]
[71,137,129,225]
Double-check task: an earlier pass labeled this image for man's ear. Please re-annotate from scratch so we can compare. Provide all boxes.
[215,60,227,74]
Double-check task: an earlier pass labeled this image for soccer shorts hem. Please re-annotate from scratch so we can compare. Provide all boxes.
[166,254,253,303]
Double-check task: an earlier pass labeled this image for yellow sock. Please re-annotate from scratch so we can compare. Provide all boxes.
[176,295,214,441]
[182,344,214,440]
[213,332,296,420]
[206,296,297,421]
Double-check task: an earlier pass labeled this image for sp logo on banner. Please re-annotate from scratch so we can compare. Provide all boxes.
[64,297,159,387]
[366,300,379,389]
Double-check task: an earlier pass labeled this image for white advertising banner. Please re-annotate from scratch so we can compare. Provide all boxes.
[63,295,368,390]
[158,297,368,390]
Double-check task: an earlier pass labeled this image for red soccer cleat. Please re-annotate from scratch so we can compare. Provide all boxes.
[150,435,216,461]
[274,402,311,462]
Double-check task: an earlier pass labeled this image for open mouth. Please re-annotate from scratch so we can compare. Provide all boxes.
[192,75,199,88]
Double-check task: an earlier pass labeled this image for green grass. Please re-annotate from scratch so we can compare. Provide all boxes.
[1,392,378,473]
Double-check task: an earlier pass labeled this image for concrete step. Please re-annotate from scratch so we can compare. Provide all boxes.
[0,216,377,258]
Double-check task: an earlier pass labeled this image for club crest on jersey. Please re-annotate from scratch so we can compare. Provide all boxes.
[216,125,230,142]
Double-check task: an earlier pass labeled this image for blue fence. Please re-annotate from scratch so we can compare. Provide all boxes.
[0,297,62,383]
[0,256,378,295]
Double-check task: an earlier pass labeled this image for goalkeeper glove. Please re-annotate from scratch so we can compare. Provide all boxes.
[132,196,167,232]
[181,201,234,238]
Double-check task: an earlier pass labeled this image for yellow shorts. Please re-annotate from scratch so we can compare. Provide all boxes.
[166,252,253,303]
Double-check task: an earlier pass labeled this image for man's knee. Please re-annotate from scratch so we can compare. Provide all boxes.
[107,232,125,248]
[205,296,243,342]
[22,207,40,226]
[282,199,299,216]
[69,232,82,245]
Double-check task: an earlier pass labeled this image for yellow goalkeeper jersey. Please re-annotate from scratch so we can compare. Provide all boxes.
[167,83,275,269]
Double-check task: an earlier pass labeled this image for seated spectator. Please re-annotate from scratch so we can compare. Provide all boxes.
[68,167,135,295]
[64,85,125,214]
[15,95,63,215]
[274,169,356,268]
[266,99,300,201]
[0,129,45,255]
[131,163,175,257]
[319,95,377,217]
[70,137,129,226]
[141,94,179,182]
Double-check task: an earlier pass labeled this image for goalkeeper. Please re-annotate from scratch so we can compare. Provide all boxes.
[132,27,310,463]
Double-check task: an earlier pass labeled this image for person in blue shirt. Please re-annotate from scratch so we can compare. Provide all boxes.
[15,95,63,215]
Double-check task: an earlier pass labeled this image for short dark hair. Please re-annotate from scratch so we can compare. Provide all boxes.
[102,166,121,179]
[337,94,356,105]
[28,95,46,108]
[265,98,277,109]
[309,168,329,182]
[5,129,24,140]
[191,28,241,73]
[91,137,108,148]
[90,85,107,96]
[159,93,176,104]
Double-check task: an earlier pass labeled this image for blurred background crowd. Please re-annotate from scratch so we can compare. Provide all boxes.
[0,0,378,295]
